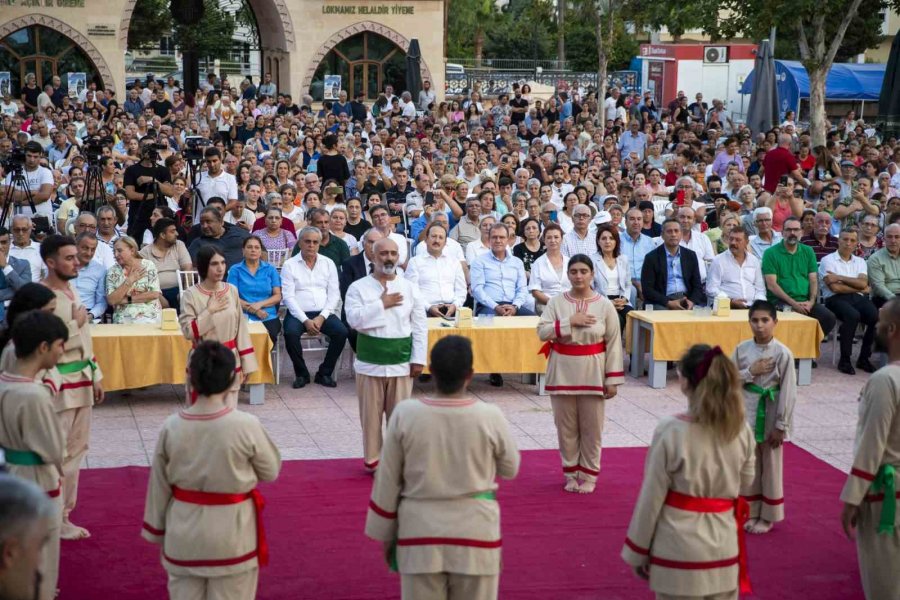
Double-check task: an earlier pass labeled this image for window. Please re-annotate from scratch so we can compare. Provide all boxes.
[0,26,102,95]
[159,35,176,56]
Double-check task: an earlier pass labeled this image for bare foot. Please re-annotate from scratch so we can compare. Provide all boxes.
[60,520,90,540]
[577,481,596,494]
[748,519,773,534]
[564,478,580,493]
[743,518,759,532]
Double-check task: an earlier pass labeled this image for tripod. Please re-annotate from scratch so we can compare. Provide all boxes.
[186,156,206,221]
[0,165,38,230]
[82,158,107,216]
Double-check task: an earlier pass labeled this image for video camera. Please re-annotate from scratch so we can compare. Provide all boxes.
[0,147,26,173]
[83,135,114,164]
[141,141,166,162]
[183,136,211,162]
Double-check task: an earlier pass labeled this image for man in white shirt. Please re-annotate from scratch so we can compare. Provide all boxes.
[749,206,783,260]
[368,205,409,266]
[706,226,765,307]
[405,223,466,318]
[819,228,877,374]
[465,215,495,265]
[603,87,620,122]
[280,226,348,389]
[562,204,597,257]
[95,206,121,251]
[400,91,417,120]
[194,147,238,223]
[0,142,54,225]
[677,206,715,282]
[73,213,114,269]
[9,215,45,282]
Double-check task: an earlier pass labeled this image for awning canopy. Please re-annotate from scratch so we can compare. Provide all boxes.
[739,60,886,116]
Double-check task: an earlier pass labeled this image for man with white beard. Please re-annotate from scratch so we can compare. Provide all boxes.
[345,237,428,472]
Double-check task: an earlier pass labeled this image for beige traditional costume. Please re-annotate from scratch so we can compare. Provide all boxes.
[345,275,427,470]
[365,396,520,600]
[732,338,796,523]
[537,292,624,484]
[141,404,281,600]
[622,414,756,599]
[0,372,65,600]
[840,364,900,600]
[179,284,257,406]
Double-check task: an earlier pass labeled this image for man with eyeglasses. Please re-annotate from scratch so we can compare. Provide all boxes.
[73,212,115,268]
[9,215,45,281]
[562,204,597,257]
[749,207,783,260]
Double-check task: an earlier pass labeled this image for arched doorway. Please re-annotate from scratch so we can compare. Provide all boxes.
[0,24,104,93]
[311,31,407,102]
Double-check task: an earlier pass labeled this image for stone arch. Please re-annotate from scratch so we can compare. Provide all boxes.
[0,14,117,92]
[301,22,434,95]
[118,0,296,52]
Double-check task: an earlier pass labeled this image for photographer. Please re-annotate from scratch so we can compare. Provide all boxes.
[0,141,54,226]
[194,146,238,224]
[123,137,174,245]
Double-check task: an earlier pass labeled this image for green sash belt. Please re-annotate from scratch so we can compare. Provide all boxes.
[1,447,44,466]
[357,334,412,366]
[387,490,498,572]
[873,464,897,535]
[57,358,98,375]
[744,383,780,444]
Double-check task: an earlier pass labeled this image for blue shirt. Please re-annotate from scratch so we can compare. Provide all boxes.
[227,260,282,321]
[560,100,573,122]
[664,246,687,296]
[617,131,647,161]
[621,232,657,280]
[470,251,529,309]
[74,260,108,319]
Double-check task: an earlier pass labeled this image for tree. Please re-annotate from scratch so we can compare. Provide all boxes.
[128,0,237,61]
[566,0,622,101]
[634,0,900,145]
[565,10,637,73]
[446,0,497,61]
[127,0,172,51]
[484,0,557,61]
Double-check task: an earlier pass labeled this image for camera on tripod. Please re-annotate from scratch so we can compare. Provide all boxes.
[0,147,26,173]
[141,142,167,163]
[83,135,114,165]
[183,136,211,162]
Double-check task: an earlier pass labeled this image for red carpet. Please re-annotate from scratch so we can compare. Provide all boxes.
[59,445,862,599]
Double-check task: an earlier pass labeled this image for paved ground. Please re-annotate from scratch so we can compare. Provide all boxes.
[86,343,865,473]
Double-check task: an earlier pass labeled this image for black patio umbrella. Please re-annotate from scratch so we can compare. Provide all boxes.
[405,39,424,102]
[746,39,779,136]
[878,30,900,140]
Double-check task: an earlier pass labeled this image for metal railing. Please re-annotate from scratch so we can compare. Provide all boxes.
[446,58,572,71]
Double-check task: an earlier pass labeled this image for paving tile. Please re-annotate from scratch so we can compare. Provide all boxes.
[89,453,150,468]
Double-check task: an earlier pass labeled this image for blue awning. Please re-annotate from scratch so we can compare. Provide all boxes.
[740,60,886,117]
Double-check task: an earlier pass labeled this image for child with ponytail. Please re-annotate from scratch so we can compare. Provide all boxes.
[621,343,756,600]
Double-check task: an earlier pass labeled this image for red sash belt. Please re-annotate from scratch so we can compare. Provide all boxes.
[192,337,238,350]
[539,341,606,359]
[664,490,752,594]
[171,485,269,566]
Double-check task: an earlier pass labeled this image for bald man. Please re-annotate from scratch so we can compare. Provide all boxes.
[841,297,900,599]
[345,238,428,471]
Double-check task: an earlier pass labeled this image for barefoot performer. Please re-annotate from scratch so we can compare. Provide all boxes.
[179,245,257,407]
[732,300,796,535]
[142,341,281,600]
[40,235,104,541]
[0,311,68,600]
[346,237,427,472]
[537,253,624,494]
[365,335,520,600]
[622,344,756,600]
[841,297,900,600]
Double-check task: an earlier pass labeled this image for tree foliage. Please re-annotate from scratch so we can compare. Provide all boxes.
[446,0,498,58]
[565,9,638,72]
[128,0,238,60]
[483,0,557,60]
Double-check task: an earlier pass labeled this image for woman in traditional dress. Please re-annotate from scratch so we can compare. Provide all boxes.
[179,246,257,406]
[621,344,756,600]
[537,254,624,494]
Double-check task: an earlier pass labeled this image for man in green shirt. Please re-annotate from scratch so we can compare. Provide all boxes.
[292,208,350,270]
[868,223,900,309]
[761,216,836,339]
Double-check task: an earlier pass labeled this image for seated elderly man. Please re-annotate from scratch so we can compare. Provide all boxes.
[801,211,839,263]
[621,207,658,306]
[71,212,115,268]
[706,225,766,308]
[562,204,597,257]
[868,223,900,309]
[819,227,877,375]
[677,206,715,282]
[295,208,350,270]
[9,215,44,282]
[641,218,705,310]
[749,207,783,259]
[187,206,249,267]
[73,232,108,322]
[281,226,348,389]
[405,222,466,318]
[0,227,31,320]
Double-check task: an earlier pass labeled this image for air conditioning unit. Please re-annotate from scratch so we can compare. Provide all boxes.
[704,46,729,64]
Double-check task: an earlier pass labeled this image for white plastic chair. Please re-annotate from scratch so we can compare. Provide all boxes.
[266,248,290,269]
[176,270,200,298]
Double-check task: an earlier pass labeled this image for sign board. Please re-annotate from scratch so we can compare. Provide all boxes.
[323,75,341,101]
[0,73,10,98]
[67,73,86,99]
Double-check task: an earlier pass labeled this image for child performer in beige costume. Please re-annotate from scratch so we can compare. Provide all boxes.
[537,253,625,493]
[142,341,281,600]
[365,336,520,600]
[841,297,900,600]
[0,311,68,600]
[732,300,796,534]
[622,344,756,600]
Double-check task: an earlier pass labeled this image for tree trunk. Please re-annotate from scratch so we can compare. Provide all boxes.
[807,66,827,146]
[557,0,566,69]
[474,28,484,66]
[443,0,449,59]
[596,17,608,103]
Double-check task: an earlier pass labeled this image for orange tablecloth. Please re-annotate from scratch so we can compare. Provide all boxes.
[91,322,274,391]
[426,316,547,373]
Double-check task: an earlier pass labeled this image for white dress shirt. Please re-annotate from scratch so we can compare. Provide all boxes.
[405,251,467,308]
[706,250,766,305]
[528,253,571,298]
[465,239,490,265]
[280,254,340,321]
[194,170,238,223]
[91,240,116,270]
[562,228,597,258]
[819,251,868,300]
[680,231,715,282]
[9,240,45,282]
[413,236,465,262]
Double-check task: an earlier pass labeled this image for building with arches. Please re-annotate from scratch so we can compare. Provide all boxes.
[0,0,443,102]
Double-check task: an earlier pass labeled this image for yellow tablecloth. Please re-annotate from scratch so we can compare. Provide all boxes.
[91,322,275,391]
[624,310,824,361]
[426,316,547,374]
